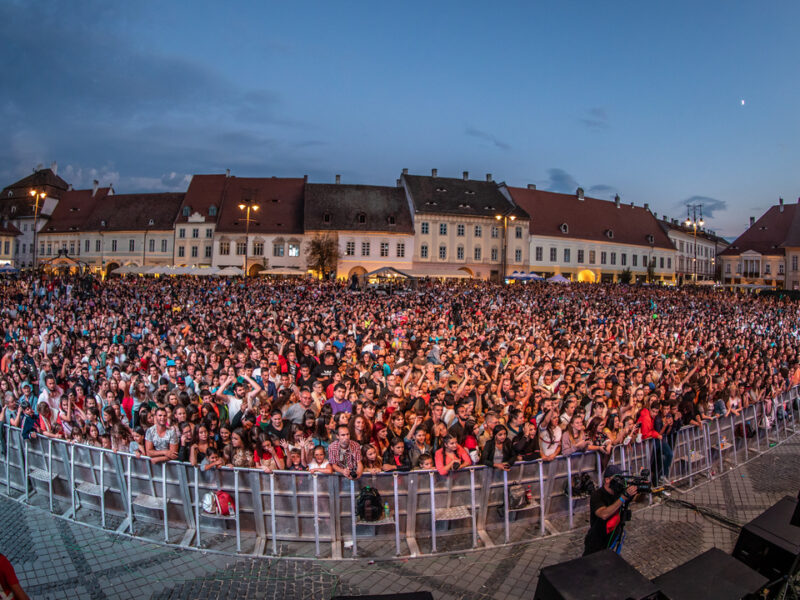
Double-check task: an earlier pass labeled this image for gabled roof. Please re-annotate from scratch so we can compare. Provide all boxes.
[719,204,799,256]
[215,177,305,235]
[657,218,728,245]
[507,187,674,250]
[84,193,185,231]
[402,174,527,219]
[0,222,21,236]
[177,174,226,224]
[42,188,111,234]
[304,184,414,233]
[0,168,70,218]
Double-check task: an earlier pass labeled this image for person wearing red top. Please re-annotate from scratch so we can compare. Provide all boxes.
[434,434,472,476]
[0,552,28,599]
[637,396,673,484]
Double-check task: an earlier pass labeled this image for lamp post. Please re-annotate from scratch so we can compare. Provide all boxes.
[685,204,704,282]
[238,199,259,277]
[29,190,46,270]
[495,212,517,283]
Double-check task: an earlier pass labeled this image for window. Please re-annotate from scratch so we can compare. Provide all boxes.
[632,255,638,267]
[457,224,465,237]
[725,263,731,274]
[660,257,664,269]
[84,240,89,253]
[191,246,198,258]
[491,247,498,261]
[205,228,213,239]
[610,252,616,265]
[111,240,117,252]
[345,241,355,256]
[439,245,447,259]
[357,213,366,224]
[208,205,217,217]
[642,255,648,267]
[779,263,785,275]
[679,241,684,252]
[535,246,543,262]
[323,213,331,224]
[793,256,798,272]
[474,246,482,261]
[21,243,25,255]
[361,242,370,256]
[439,223,447,236]
[182,206,191,217]
[667,257,672,269]
[421,222,429,235]
[253,242,264,256]
[380,242,389,257]
[236,241,246,255]
[288,243,300,257]
[577,249,584,263]
[16,242,20,254]
[178,246,185,258]
[549,247,557,262]
[515,248,522,262]
[161,239,167,253]
[149,239,155,252]
[396,243,405,258]
[621,253,627,266]
[420,244,428,258]
[563,248,570,263]
[474,225,482,238]
[491,226,499,238]
[589,250,596,265]
[515,226,523,239]
[388,216,396,225]
[220,242,230,255]
[457,246,464,260]
[179,228,185,239]
[273,243,284,257]
[205,246,212,258]
[95,240,100,252]
[192,228,199,239]
[600,251,607,265]
[2,242,7,255]
[129,239,135,252]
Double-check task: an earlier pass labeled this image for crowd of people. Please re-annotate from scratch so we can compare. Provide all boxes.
[1,274,798,487]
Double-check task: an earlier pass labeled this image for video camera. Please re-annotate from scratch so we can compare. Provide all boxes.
[609,468,653,497]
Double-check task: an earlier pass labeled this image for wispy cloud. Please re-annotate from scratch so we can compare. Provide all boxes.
[465,127,511,150]
[579,107,609,130]
[543,168,579,193]
[587,184,618,199]
[675,195,728,218]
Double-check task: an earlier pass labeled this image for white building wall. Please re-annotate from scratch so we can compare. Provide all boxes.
[332,231,415,278]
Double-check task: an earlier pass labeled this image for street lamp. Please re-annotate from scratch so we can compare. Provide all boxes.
[238,199,259,277]
[685,204,704,282]
[495,212,517,283]
[29,189,46,269]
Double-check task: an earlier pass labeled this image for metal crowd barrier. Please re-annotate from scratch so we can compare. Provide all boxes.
[1,385,798,560]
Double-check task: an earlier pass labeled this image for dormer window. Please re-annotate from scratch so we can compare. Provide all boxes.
[10,206,16,214]
[646,234,654,244]
[425,200,438,206]
[70,207,79,212]
[357,213,366,225]
[605,229,614,239]
[483,205,494,211]
[387,215,396,225]
[101,220,107,227]
[208,205,217,216]
[435,187,447,193]
[323,213,331,224]
[271,198,279,203]
[559,223,569,234]
[182,206,191,217]
[458,203,472,209]
[464,190,476,195]
[148,219,155,226]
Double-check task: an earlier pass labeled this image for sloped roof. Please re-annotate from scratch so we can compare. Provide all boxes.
[719,204,799,256]
[0,222,21,236]
[177,174,226,224]
[657,218,729,246]
[304,184,414,233]
[42,188,111,234]
[507,187,674,250]
[215,177,305,235]
[0,168,70,218]
[402,174,527,218]
[84,193,184,231]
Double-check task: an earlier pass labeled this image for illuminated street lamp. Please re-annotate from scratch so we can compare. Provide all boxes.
[29,190,46,269]
[685,204,704,282]
[238,199,259,277]
[495,212,517,283]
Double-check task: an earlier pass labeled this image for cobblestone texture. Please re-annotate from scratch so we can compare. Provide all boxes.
[1,435,799,599]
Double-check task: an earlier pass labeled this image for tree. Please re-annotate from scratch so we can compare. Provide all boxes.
[306,233,341,279]
[619,267,632,284]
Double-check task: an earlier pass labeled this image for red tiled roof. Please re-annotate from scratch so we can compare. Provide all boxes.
[85,193,185,231]
[0,168,70,219]
[507,187,674,250]
[719,204,799,256]
[177,174,226,224]
[215,177,305,235]
[0,222,21,236]
[43,188,111,234]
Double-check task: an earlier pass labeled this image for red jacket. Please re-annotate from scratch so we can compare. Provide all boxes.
[637,408,661,440]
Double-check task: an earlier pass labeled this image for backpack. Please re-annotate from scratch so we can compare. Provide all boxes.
[508,483,532,510]
[202,490,236,516]
[356,486,383,522]
[565,472,596,498]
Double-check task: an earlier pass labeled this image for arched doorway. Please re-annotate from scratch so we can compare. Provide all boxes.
[577,269,596,283]
[105,262,119,278]
[458,266,474,278]
[248,264,265,277]
[347,266,367,279]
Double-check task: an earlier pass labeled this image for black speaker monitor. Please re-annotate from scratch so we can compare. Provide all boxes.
[733,495,800,584]
[534,550,661,600]
[653,547,768,600]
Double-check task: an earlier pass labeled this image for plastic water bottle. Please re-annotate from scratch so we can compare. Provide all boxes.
[384,502,390,518]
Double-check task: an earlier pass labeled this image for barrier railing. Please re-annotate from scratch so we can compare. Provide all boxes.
[1,387,797,559]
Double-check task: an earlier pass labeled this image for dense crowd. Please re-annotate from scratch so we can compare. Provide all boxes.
[1,275,799,486]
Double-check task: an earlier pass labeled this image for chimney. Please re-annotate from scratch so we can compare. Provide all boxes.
[108,183,114,196]
[486,173,492,182]
[614,194,620,208]
[67,184,73,191]
[35,163,43,172]
[644,203,650,212]
[527,184,536,190]
[780,197,784,212]
[92,180,99,196]
[335,174,341,184]
[630,202,634,208]
[431,168,438,177]
[225,169,230,178]
[50,161,58,176]
[576,187,584,200]
[396,179,401,187]
[402,168,408,175]
[463,171,469,181]
[749,216,755,228]
[303,174,308,182]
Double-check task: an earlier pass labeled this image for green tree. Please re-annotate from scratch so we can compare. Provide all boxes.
[306,233,341,279]
[619,267,632,284]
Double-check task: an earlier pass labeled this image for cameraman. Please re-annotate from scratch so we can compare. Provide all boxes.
[583,465,638,555]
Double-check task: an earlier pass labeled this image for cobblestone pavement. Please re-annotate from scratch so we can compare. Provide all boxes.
[2,436,799,599]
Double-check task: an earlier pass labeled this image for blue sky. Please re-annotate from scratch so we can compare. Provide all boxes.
[1,0,798,238]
